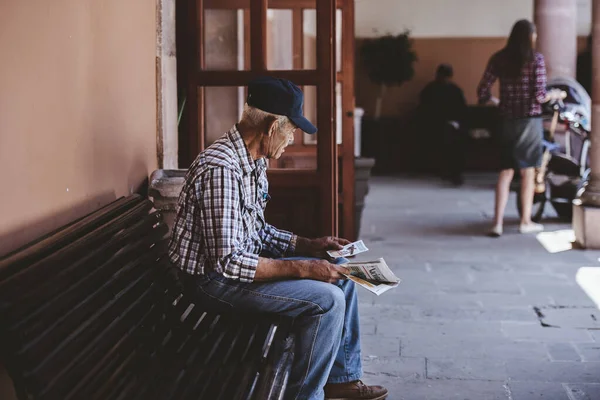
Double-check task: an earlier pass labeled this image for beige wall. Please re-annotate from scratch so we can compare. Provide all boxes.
[0,0,158,257]
[355,0,592,38]
[356,37,505,118]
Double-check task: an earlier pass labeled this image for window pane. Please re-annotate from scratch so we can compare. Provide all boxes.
[203,8,247,70]
[203,86,244,146]
[302,85,317,145]
[336,9,342,73]
[336,82,342,144]
[302,9,342,72]
[303,10,316,69]
[302,83,341,145]
[266,9,294,70]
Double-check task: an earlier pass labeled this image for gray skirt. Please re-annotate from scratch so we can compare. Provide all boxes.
[500,117,543,170]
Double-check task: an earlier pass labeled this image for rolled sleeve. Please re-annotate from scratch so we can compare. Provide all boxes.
[534,54,548,104]
[260,223,295,257]
[198,168,259,282]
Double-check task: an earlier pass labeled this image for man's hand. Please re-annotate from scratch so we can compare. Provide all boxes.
[296,236,352,258]
[300,259,350,283]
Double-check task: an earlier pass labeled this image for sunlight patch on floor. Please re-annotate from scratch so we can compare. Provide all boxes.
[576,267,600,310]
[536,229,575,253]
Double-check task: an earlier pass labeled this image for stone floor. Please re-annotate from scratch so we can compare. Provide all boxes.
[354,175,600,400]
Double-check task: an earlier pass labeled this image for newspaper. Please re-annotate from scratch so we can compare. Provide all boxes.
[341,258,401,296]
[327,240,369,258]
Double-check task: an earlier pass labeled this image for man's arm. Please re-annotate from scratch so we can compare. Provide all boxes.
[534,54,549,104]
[198,168,260,282]
[260,223,295,257]
[199,168,348,283]
[260,219,351,259]
[254,257,348,283]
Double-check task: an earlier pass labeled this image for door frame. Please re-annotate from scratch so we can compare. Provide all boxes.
[156,0,179,169]
[178,0,356,238]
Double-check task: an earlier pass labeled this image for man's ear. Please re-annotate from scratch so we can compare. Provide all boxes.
[266,117,278,137]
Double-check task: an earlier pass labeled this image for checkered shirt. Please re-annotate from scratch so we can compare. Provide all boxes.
[168,126,296,282]
[477,51,547,118]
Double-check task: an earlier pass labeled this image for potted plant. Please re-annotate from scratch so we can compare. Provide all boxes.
[360,31,417,119]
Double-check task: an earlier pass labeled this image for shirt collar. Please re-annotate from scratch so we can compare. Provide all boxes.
[228,125,266,176]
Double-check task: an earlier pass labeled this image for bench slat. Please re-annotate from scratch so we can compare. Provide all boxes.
[0,201,156,302]
[0,196,146,280]
[63,301,161,400]
[8,238,167,344]
[0,195,295,400]
[27,271,157,393]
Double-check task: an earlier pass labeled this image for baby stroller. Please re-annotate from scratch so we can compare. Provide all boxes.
[516,77,592,222]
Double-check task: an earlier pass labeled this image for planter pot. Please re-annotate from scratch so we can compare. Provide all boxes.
[148,169,187,234]
[360,116,409,174]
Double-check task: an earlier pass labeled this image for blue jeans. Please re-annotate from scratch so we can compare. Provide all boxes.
[188,257,363,400]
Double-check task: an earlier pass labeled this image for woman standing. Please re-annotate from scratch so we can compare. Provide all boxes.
[477,19,560,237]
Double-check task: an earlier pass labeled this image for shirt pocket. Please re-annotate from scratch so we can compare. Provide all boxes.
[242,203,261,232]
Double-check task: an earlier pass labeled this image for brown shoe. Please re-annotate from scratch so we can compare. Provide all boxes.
[324,380,388,400]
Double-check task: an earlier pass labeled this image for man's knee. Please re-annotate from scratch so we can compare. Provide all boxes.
[309,281,346,316]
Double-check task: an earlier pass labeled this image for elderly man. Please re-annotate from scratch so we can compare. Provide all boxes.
[168,77,388,400]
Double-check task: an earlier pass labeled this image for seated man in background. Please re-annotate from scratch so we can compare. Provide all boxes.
[418,63,468,185]
[168,77,388,400]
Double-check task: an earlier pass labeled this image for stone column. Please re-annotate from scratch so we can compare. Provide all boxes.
[573,0,600,248]
[582,1,600,206]
[534,0,578,78]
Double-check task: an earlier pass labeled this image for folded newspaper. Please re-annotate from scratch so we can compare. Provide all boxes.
[341,258,401,296]
[327,240,368,258]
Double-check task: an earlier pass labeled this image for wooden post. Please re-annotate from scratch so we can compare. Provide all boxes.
[316,0,337,236]
[250,0,267,72]
[341,1,356,240]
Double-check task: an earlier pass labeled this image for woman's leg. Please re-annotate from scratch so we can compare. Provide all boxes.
[494,168,515,226]
[519,167,536,225]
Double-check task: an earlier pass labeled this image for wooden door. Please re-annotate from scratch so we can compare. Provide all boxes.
[177,0,355,239]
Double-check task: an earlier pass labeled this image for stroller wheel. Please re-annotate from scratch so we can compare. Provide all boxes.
[517,189,547,223]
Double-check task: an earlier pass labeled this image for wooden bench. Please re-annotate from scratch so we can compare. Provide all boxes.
[0,195,294,400]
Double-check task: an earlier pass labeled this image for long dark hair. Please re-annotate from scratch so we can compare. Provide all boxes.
[502,19,536,77]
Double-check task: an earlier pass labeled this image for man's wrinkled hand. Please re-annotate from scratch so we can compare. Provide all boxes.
[314,236,352,251]
[302,260,349,283]
[298,236,351,258]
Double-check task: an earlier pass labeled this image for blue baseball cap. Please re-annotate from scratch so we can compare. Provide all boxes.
[247,77,317,134]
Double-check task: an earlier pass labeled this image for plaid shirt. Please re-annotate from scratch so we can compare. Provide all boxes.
[168,126,296,282]
[477,51,547,118]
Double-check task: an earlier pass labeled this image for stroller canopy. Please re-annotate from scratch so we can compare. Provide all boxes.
[546,76,591,131]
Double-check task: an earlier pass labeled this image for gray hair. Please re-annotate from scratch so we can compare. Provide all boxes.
[240,104,295,132]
